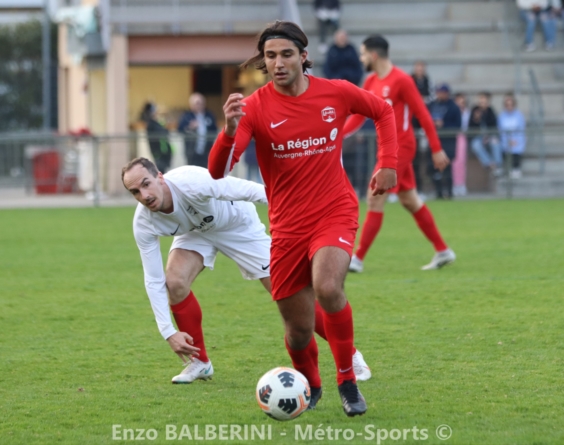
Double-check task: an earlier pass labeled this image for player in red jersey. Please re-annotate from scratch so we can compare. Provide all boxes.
[208,21,398,416]
[344,35,456,273]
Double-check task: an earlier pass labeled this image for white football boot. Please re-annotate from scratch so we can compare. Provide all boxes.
[171,358,214,384]
[421,248,456,270]
[348,255,364,273]
[352,350,372,381]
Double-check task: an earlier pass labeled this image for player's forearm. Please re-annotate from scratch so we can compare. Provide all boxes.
[374,105,398,170]
[145,282,177,340]
[208,130,236,179]
[343,114,367,138]
[221,177,267,204]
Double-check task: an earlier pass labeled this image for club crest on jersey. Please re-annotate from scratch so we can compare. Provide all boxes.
[321,107,336,123]
[382,86,390,97]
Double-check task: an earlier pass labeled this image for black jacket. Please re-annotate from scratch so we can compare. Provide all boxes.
[323,44,363,86]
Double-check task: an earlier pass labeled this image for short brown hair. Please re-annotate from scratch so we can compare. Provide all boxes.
[241,20,313,74]
[121,157,158,184]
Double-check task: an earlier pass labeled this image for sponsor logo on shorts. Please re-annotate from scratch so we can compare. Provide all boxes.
[339,237,352,246]
[261,264,270,271]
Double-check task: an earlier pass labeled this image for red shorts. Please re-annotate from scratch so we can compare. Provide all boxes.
[373,158,416,194]
[270,212,358,301]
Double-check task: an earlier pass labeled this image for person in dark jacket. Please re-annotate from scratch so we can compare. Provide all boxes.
[469,91,502,175]
[140,102,172,174]
[177,93,218,168]
[411,61,434,194]
[323,29,363,85]
[427,84,462,199]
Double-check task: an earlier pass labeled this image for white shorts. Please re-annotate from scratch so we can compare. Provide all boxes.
[170,214,271,280]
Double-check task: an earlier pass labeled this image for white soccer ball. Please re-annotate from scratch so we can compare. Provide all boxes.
[256,367,311,421]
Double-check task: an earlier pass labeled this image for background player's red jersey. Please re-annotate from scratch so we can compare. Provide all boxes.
[208,76,398,238]
[343,66,442,164]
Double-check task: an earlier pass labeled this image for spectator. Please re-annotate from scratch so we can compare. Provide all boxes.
[427,84,462,199]
[411,61,434,104]
[517,0,561,51]
[469,91,503,176]
[323,29,363,85]
[411,61,435,196]
[498,92,527,179]
[140,102,172,174]
[243,139,262,184]
[452,92,471,196]
[178,93,218,168]
[313,0,341,54]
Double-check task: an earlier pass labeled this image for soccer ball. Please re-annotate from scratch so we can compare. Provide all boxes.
[256,367,311,421]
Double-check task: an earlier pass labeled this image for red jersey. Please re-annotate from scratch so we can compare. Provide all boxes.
[343,66,442,164]
[208,76,398,238]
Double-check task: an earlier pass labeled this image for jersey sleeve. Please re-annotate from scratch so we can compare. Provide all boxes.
[133,216,177,340]
[191,170,267,204]
[208,102,254,179]
[340,80,398,170]
[400,76,443,154]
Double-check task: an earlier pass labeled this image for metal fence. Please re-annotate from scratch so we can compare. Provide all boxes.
[0,128,563,208]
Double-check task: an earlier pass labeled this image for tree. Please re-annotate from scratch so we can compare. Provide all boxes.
[0,20,57,131]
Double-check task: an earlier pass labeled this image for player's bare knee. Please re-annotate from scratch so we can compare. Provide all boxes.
[314,280,342,302]
[286,328,314,350]
[165,275,190,305]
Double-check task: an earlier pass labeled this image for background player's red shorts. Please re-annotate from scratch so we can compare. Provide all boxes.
[270,209,358,301]
[373,158,416,194]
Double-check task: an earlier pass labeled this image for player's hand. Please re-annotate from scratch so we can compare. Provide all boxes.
[223,93,246,137]
[370,168,397,196]
[432,150,450,172]
[166,331,200,363]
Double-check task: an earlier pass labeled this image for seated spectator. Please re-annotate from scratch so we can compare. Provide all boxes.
[140,102,172,173]
[323,29,363,86]
[177,93,218,168]
[452,92,471,196]
[498,92,527,179]
[469,91,503,176]
[313,0,341,54]
[517,0,560,51]
[427,84,462,199]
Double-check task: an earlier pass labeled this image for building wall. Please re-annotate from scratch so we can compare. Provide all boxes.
[128,66,193,127]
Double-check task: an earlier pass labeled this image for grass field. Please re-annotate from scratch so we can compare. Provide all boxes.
[1,199,563,445]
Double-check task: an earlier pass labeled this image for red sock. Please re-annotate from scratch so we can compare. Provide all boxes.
[412,204,448,252]
[171,291,209,363]
[285,336,322,389]
[355,211,384,260]
[314,301,356,353]
[323,302,355,384]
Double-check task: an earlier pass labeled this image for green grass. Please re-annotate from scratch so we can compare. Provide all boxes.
[0,199,563,445]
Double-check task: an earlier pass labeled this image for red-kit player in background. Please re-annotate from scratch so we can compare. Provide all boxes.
[344,35,456,273]
[208,21,398,416]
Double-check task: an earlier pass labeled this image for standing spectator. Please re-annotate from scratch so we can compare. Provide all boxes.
[411,61,435,197]
[427,84,462,199]
[243,139,262,184]
[323,29,363,86]
[313,0,341,54]
[140,102,172,174]
[498,92,527,179]
[469,91,503,176]
[452,92,471,196]
[178,93,218,168]
[517,0,561,51]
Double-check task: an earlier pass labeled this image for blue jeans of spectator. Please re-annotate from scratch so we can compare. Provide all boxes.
[519,9,556,45]
[471,136,502,168]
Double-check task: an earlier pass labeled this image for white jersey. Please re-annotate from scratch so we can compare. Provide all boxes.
[132,166,267,339]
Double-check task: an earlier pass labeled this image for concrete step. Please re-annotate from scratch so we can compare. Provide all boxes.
[495,175,564,198]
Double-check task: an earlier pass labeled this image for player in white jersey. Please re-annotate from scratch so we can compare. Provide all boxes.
[122,157,271,383]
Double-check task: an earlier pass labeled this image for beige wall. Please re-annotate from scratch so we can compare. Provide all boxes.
[128,66,193,126]
[88,69,107,134]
